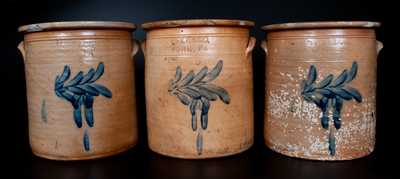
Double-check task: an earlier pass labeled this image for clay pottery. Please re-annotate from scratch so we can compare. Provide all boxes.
[261,21,383,160]
[18,21,139,160]
[141,19,255,159]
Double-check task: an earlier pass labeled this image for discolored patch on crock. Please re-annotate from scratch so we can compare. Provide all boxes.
[266,66,376,160]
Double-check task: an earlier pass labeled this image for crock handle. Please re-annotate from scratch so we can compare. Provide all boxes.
[18,41,26,62]
[376,40,383,54]
[132,39,140,57]
[261,40,268,55]
[245,37,256,57]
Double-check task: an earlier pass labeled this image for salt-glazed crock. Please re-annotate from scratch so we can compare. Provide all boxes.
[18,21,139,160]
[261,21,383,160]
[141,19,256,159]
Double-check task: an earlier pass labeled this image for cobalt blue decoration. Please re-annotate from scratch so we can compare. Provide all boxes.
[83,129,90,152]
[301,61,362,156]
[55,62,112,151]
[168,60,230,155]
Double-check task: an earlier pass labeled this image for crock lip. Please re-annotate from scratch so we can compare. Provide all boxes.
[261,21,381,31]
[141,19,255,30]
[18,21,136,33]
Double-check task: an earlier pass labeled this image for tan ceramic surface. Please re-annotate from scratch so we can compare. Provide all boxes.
[18,22,138,160]
[142,19,255,159]
[141,19,254,29]
[262,21,382,160]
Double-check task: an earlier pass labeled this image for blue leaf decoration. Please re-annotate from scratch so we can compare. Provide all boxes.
[89,62,105,83]
[54,62,112,151]
[169,60,229,155]
[333,97,343,129]
[308,94,321,107]
[181,87,201,99]
[90,84,112,98]
[301,61,362,156]
[55,78,63,90]
[58,65,71,83]
[200,97,210,129]
[55,90,62,98]
[77,85,99,96]
[84,95,94,108]
[191,67,208,84]
[172,66,182,84]
[65,71,84,86]
[327,88,353,100]
[176,93,191,105]
[73,107,82,128]
[302,93,313,102]
[328,130,336,156]
[178,70,195,87]
[55,75,60,83]
[194,85,219,101]
[320,97,329,129]
[201,114,208,130]
[189,99,197,114]
[303,84,315,93]
[79,95,85,105]
[199,84,230,104]
[321,116,329,129]
[331,70,348,87]
[333,116,341,129]
[84,95,94,127]
[196,132,203,155]
[67,86,86,95]
[189,100,198,131]
[346,61,358,82]
[203,60,223,82]
[316,89,332,97]
[306,65,317,85]
[316,74,333,89]
[191,113,197,131]
[85,108,94,128]
[83,130,90,151]
[72,95,81,108]
[80,68,95,84]
[201,97,210,114]
[318,96,329,111]
[61,91,75,103]
[343,86,362,103]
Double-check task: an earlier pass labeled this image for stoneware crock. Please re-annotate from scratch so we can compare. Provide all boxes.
[261,21,383,160]
[141,19,255,159]
[18,21,139,160]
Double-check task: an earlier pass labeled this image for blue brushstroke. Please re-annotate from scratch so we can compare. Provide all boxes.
[196,132,203,155]
[41,99,48,123]
[328,130,336,156]
[83,129,90,151]
[85,108,94,128]
[84,95,94,127]
[73,107,82,128]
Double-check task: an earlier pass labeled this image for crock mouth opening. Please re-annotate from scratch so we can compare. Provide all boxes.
[141,19,255,30]
[261,21,381,31]
[18,21,136,33]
